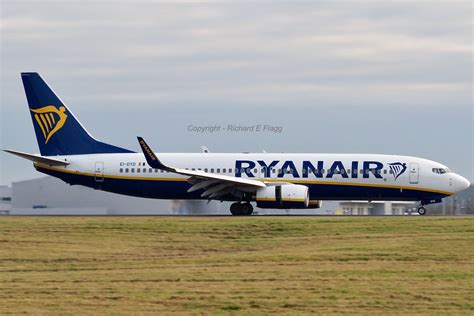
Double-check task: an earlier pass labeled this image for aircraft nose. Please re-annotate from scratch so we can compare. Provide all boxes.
[455,174,470,193]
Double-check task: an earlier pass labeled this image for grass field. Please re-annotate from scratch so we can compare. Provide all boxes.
[0,216,473,315]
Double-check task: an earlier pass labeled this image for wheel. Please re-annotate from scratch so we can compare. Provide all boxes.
[229,203,253,216]
[243,203,253,216]
[230,203,241,216]
[417,206,427,216]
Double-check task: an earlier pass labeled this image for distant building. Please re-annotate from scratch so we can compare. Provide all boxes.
[7,177,472,216]
[0,185,12,215]
[339,185,474,215]
[339,201,417,215]
[10,177,223,215]
[9,176,336,215]
[427,184,473,215]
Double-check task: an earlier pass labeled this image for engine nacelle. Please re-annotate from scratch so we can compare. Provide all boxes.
[256,184,309,209]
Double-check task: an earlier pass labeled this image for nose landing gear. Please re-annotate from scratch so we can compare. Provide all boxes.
[230,202,253,216]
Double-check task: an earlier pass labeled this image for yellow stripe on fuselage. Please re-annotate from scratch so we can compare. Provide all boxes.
[34,163,187,182]
[34,163,454,196]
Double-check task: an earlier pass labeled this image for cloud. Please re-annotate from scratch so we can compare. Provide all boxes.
[1,2,471,112]
[1,1,472,184]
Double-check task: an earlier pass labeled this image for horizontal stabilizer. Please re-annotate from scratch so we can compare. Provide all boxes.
[3,149,70,166]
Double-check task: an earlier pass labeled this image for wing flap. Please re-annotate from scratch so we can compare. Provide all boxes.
[174,168,266,188]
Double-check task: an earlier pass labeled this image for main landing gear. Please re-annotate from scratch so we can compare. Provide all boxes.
[417,206,427,216]
[230,202,254,216]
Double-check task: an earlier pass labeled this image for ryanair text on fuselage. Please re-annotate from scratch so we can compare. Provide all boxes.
[235,160,403,179]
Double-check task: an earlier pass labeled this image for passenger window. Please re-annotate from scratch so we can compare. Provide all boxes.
[217,168,220,173]
[383,169,387,174]
[149,168,152,173]
[143,168,146,173]
[125,168,129,173]
[137,168,141,173]
[119,168,123,173]
[272,169,276,173]
[131,168,135,173]
[210,168,214,173]
[223,168,226,173]
[204,168,208,172]
[229,168,233,173]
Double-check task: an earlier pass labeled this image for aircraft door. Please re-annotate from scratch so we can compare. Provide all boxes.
[409,163,419,184]
[95,162,104,182]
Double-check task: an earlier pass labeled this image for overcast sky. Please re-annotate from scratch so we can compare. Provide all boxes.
[1,1,472,185]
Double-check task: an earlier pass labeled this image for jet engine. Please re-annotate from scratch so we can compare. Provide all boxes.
[256,184,310,209]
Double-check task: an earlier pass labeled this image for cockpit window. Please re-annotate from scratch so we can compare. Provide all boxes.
[432,168,450,174]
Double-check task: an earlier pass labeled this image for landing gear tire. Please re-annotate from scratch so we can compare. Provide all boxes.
[417,206,427,216]
[242,203,253,216]
[230,203,240,216]
[229,203,253,216]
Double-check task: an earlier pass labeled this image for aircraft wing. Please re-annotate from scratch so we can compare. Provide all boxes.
[137,137,266,200]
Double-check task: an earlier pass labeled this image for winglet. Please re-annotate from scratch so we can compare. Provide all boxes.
[137,137,173,171]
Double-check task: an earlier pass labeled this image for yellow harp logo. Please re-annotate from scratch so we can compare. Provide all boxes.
[31,106,68,144]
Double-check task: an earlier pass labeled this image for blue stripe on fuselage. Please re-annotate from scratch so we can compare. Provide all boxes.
[35,165,449,202]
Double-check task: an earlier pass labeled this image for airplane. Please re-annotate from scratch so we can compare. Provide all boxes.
[3,73,471,216]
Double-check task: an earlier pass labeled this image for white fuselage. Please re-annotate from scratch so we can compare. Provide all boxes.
[33,152,469,203]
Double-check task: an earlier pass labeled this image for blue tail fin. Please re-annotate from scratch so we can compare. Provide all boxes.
[21,72,133,156]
